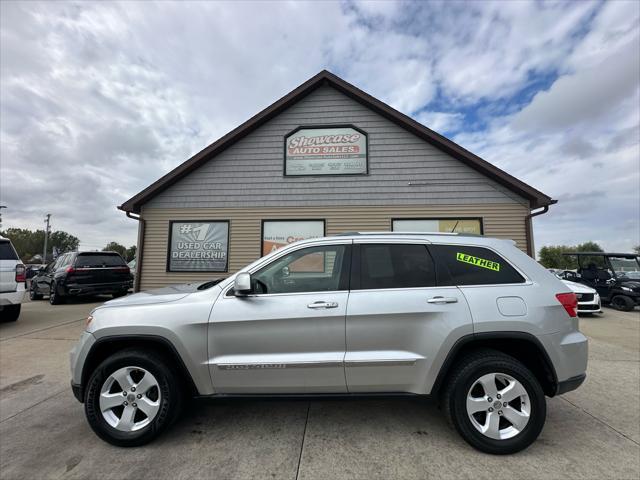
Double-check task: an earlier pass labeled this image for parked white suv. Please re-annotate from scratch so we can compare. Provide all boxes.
[70,233,588,454]
[0,236,26,322]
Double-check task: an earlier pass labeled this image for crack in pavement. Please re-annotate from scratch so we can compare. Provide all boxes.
[560,396,640,447]
[0,318,85,342]
[0,389,68,424]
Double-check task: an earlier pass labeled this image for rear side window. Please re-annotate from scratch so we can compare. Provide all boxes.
[76,253,126,267]
[0,241,18,260]
[429,244,525,286]
[357,244,436,289]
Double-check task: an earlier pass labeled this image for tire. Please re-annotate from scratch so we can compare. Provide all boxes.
[611,295,634,312]
[442,349,546,455]
[112,290,128,299]
[49,283,64,305]
[84,349,183,447]
[30,285,43,301]
[0,304,21,322]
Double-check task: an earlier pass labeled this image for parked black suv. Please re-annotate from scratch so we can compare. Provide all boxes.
[562,252,640,311]
[30,251,132,304]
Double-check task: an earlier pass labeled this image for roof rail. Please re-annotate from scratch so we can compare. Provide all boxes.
[335,231,481,237]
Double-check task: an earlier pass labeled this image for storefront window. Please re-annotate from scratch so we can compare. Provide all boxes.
[261,220,325,268]
[392,218,483,235]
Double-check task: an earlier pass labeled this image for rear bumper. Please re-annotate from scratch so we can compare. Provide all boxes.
[0,285,26,306]
[63,281,131,296]
[556,373,586,395]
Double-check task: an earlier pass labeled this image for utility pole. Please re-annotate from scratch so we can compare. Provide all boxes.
[43,214,51,263]
[0,205,6,229]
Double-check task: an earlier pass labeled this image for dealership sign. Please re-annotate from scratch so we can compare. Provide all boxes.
[168,221,229,272]
[285,126,367,175]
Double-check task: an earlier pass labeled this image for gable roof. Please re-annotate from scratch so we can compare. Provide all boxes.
[119,70,555,213]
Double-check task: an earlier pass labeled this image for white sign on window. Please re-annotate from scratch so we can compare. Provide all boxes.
[285,127,367,175]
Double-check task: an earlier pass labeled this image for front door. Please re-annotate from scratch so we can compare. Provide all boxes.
[345,242,473,394]
[209,242,351,393]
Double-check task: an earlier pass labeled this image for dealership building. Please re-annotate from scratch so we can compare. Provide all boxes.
[120,70,555,291]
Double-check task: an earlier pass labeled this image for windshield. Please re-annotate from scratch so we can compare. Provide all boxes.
[608,256,640,280]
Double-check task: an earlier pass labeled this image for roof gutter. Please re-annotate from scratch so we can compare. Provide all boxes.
[126,211,144,292]
[525,200,557,258]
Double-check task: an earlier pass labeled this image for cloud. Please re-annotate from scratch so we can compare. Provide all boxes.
[413,111,464,134]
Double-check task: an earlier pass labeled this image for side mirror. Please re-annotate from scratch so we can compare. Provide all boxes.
[233,272,252,295]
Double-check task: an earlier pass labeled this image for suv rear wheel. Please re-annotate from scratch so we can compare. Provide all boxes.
[84,349,183,447]
[49,283,63,305]
[610,295,634,311]
[443,349,546,455]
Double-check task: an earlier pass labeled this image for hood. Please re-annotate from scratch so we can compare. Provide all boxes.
[562,280,596,294]
[620,280,640,289]
[103,283,202,307]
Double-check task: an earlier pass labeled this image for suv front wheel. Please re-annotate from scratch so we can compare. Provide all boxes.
[443,349,546,454]
[84,349,183,447]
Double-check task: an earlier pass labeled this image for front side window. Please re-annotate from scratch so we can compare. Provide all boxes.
[252,244,348,294]
[429,244,525,286]
[357,244,436,290]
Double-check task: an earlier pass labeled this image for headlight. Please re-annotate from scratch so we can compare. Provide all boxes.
[621,286,633,292]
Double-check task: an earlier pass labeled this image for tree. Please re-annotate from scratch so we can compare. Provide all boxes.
[125,245,137,262]
[103,242,127,259]
[538,241,604,269]
[0,227,79,262]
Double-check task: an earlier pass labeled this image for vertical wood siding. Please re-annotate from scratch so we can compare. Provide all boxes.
[139,204,528,290]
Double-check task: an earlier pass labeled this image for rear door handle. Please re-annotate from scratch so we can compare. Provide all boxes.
[307,301,339,309]
[427,296,458,304]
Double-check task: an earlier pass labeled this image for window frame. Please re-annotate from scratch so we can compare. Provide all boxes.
[427,242,530,287]
[391,217,484,235]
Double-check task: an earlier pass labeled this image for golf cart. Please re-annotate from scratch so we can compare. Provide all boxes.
[562,252,640,311]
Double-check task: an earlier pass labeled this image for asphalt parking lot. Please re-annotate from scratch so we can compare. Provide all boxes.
[1,299,638,480]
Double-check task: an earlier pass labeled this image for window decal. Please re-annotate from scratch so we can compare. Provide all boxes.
[456,252,500,272]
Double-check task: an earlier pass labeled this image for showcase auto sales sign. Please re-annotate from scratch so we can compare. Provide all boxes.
[285,127,367,175]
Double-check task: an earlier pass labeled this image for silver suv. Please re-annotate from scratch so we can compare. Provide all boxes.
[70,233,588,454]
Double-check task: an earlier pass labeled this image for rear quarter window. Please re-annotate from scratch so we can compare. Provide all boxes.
[75,253,126,267]
[0,241,19,261]
[429,244,525,286]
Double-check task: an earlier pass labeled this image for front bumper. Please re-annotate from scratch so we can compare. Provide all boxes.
[69,331,96,403]
[577,293,602,314]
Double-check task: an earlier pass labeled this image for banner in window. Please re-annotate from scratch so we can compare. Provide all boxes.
[285,126,367,175]
[262,220,325,271]
[168,221,229,272]
[392,218,482,235]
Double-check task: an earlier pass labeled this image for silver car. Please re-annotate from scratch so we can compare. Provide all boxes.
[70,233,588,454]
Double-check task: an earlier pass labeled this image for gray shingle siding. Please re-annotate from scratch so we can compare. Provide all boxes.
[146,85,527,209]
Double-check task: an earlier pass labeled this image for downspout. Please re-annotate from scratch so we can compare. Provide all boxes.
[126,211,145,292]
[525,202,555,258]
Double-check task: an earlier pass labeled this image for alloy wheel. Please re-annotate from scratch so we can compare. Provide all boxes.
[99,366,161,432]
[466,372,531,440]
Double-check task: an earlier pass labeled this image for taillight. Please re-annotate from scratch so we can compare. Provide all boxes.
[556,292,578,318]
[66,266,75,274]
[15,264,26,283]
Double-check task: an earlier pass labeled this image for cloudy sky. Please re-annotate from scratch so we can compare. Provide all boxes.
[1,0,638,253]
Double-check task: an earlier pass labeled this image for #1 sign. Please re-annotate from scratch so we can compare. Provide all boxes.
[285,126,367,175]
[168,221,229,272]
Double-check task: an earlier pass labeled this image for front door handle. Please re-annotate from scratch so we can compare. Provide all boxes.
[307,301,339,309]
[427,296,458,304]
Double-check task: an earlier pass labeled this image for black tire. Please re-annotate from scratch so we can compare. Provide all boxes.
[442,349,546,455]
[112,290,128,299]
[611,295,634,312]
[29,285,43,301]
[0,304,21,322]
[84,349,183,447]
[49,283,64,305]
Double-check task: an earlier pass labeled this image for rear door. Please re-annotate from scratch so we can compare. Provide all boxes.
[72,253,129,285]
[0,240,19,293]
[345,241,473,394]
